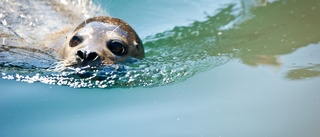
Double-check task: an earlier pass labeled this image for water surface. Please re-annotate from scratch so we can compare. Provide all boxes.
[1,0,320,137]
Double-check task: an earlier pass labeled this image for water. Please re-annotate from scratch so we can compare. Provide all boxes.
[1,0,320,137]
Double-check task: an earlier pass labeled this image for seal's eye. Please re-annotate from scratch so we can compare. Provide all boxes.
[69,36,82,47]
[107,40,127,56]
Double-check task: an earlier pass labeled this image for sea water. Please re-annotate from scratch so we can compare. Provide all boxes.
[1,0,320,137]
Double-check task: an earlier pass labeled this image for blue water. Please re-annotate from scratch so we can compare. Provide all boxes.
[1,0,320,137]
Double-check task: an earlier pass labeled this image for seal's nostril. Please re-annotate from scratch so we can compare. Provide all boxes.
[87,52,99,61]
[77,50,99,60]
[76,50,86,60]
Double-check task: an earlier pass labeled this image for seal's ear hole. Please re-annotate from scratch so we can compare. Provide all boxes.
[133,41,141,52]
[107,40,127,56]
[134,41,141,51]
[69,36,82,47]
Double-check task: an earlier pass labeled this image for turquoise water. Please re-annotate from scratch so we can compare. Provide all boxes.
[1,0,320,136]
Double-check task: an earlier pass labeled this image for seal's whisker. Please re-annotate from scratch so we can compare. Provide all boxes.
[48,61,65,72]
[109,25,121,35]
[48,58,78,72]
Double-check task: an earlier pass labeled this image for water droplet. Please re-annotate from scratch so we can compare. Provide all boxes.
[1,19,7,26]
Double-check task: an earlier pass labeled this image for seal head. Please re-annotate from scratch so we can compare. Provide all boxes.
[58,16,144,69]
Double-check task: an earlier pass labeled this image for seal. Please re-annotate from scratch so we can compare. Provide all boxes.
[50,16,144,70]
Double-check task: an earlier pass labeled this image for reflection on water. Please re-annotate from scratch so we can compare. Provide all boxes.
[1,0,320,88]
[287,65,320,80]
[220,0,320,64]
[217,0,320,80]
[282,43,320,80]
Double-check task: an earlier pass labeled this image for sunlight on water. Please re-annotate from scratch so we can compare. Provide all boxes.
[0,50,229,88]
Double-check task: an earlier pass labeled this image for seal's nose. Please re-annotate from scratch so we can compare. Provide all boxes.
[76,49,101,66]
